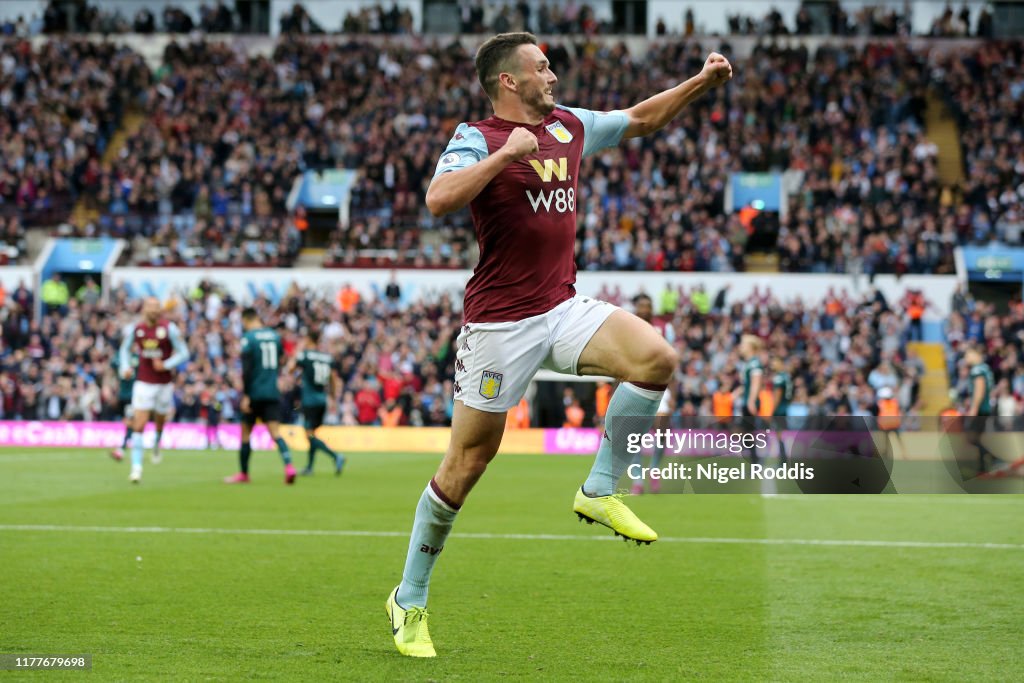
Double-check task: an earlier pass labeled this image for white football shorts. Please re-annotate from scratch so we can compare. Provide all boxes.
[131,381,174,415]
[657,390,672,416]
[454,294,617,413]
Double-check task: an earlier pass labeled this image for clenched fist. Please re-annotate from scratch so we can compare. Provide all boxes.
[701,52,733,88]
[502,127,539,161]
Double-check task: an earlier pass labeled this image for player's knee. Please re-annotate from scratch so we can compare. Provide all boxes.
[640,344,677,385]
[447,446,492,482]
[461,456,489,480]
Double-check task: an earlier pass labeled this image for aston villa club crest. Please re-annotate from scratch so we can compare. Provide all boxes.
[545,121,573,143]
[479,371,503,399]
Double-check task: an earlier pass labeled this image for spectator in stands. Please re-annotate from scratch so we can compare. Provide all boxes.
[280,3,322,34]
[40,273,69,316]
[75,276,101,306]
[1,35,1018,276]
[162,6,195,33]
[199,1,234,33]
[384,272,402,311]
[133,8,155,33]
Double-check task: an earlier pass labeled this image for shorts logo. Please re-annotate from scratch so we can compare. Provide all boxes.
[479,371,503,400]
[546,121,573,143]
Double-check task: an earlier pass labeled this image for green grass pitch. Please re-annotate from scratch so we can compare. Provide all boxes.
[1,447,1022,681]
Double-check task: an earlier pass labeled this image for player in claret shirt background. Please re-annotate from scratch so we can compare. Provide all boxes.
[385,31,732,657]
[118,297,190,483]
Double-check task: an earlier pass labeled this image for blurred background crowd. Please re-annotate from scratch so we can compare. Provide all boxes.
[0,1,1000,38]
[0,276,989,428]
[1,29,1020,271]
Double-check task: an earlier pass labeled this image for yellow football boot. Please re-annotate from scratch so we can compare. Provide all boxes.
[573,487,658,545]
[385,587,436,657]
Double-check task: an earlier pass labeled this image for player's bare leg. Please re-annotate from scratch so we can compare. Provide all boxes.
[151,412,167,464]
[128,408,151,483]
[433,404,507,506]
[266,421,296,484]
[388,404,506,656]
[574,310,676,543]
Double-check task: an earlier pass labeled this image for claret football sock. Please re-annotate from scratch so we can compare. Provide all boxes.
[584,382,665,497]
[396,479,460,609]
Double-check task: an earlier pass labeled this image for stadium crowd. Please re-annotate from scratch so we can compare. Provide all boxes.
[0,278,938,427]
[6,33,1017,272]
[936,41,1024,246]
[0,13,1020,275]
[0,38,148,245]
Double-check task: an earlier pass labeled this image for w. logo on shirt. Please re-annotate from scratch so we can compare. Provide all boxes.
[529,158,568,182]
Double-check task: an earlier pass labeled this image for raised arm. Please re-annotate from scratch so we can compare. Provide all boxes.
[621,52,733,139]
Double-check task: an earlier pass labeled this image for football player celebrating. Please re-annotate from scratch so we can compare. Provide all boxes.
[386,32,731,657]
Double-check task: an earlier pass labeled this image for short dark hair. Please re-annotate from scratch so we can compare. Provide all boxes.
[241,307,259,322]
[308,329,320,345]
[475,32,537,100]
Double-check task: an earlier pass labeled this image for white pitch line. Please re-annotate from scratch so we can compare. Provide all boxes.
[0,524,1021,550]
